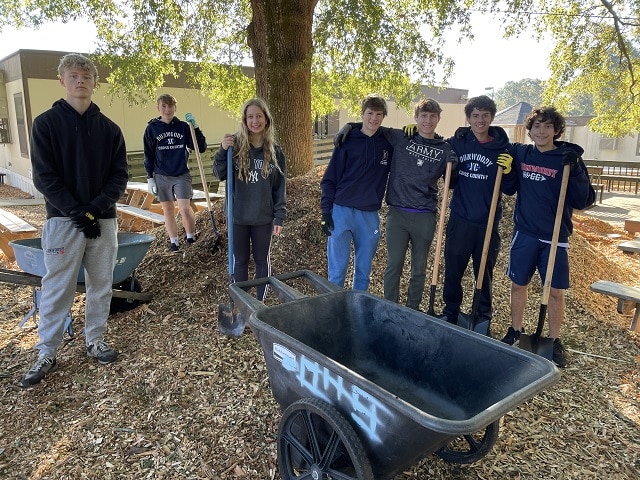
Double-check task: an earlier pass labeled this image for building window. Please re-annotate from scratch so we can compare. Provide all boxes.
[14,93,29,157]
[0,118,9,143]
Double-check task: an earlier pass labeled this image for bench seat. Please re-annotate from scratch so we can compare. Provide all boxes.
[590,280,640,332]
[116,203,165,231]
[0,208,37,260]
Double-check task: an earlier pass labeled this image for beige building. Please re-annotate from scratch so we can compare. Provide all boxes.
[0,50,471,197]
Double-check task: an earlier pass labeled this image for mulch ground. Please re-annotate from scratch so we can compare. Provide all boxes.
[0,168,639,479]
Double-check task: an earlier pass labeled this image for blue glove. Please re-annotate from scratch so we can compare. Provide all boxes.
[185,113,198,128]
[147,177,158,196]
[333,124,352,148]
[497,153,513,174]
[321,213,334,236]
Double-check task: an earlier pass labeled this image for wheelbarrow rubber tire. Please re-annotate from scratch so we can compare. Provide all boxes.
[277,397,374,480]
[435,419,500,464]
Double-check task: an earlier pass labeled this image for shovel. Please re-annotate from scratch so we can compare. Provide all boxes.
[519,163,571,359]
[218,147,244,336]
[188,120,221,252]
[456,166,503,335]
[426,161,452,319]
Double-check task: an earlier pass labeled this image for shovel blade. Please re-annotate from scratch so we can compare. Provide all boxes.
[217,303,245,337]
[456,313,491,336]
[518,333,554,361]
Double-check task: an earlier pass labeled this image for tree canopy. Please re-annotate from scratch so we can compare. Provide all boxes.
[1,0,638,176]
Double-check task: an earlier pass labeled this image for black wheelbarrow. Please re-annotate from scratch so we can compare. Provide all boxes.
[229,271,560,480]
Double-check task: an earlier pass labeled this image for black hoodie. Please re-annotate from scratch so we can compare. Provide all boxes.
[30,99,128,219]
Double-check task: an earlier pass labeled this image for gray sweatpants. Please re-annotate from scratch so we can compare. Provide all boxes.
[36,217,118,357]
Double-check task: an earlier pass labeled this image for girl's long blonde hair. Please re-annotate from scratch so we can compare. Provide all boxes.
[235,98,281,182]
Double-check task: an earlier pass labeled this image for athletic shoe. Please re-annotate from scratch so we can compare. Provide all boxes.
[552,338,567,368]
[169,242,179,253]
[501,326,524,345]
[87,340,118,365]
[20,355,57,387]
[186,236,196,245]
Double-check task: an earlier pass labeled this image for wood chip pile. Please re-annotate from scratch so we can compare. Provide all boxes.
[0,168,638,479]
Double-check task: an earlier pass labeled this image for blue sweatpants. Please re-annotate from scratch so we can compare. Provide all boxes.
[327,204,381,291]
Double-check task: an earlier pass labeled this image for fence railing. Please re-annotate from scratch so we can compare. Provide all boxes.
[126,137,336,194]
[584,160,640,195]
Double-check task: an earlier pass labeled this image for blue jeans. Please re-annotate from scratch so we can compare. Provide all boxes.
[327,204,381,291]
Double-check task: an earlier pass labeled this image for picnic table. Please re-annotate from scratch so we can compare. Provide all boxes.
[118,182,223,231]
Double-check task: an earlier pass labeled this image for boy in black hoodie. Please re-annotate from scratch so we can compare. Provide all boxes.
[500,107,595,367]
[22,53,129,387]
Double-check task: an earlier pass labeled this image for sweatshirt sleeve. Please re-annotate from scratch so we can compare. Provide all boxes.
[186,122,207,153]
[567,157,596,210]
[320,146,344,213]
[93,127,129,214]
[213,145,229,181]
[500,144,519,196]
[30,116,79,215]
[272,147,287,226]
[143,125,155,178]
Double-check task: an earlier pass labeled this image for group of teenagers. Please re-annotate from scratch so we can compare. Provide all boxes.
[20,52,592,388]
[320,93,595,369]
[20,53,286,387]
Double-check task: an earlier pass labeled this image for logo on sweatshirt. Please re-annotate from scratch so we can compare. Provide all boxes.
[380,150,389,166]
[46,247,65,255]
[521,163,558,181]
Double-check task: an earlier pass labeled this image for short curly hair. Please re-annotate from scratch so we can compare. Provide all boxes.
[525,107,565,140]
[464,95,496,117]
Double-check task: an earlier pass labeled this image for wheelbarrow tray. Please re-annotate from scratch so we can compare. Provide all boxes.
[9,233,155,284]
[246,289,559,479]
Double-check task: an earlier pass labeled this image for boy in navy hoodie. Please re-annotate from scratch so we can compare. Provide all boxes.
[22,53,129,387]
[441,95,513,333]
[500,107,595,367]
[144,94,207,252]
[320,94,393,290]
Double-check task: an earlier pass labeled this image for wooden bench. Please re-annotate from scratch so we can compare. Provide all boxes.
[116,203,165,232]
[600,174,640,195]
[590,280,640,332]
[0,208,37,260]
[618,240,640,254]
[624,219,640,235]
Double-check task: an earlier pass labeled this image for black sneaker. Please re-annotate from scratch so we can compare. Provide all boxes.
[169,242,179,253]
[186,236,196,245]
[501,326,523,345]
[20,355,57,387]
[552,338,567,368]
[87,340,118,365]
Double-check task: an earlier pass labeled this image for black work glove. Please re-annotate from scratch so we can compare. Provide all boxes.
[69,205,101,239]
[562,149,579,170]
[321,213,334,236]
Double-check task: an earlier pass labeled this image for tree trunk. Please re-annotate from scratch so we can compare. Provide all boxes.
[249,0,317,177]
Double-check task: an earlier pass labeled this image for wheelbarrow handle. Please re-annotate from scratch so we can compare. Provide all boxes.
[228,270,341,326]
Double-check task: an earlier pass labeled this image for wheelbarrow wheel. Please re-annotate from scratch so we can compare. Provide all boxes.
[435,419,500,464]
[277,397,374,480]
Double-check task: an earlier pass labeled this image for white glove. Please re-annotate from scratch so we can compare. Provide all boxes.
[147,178,158,196]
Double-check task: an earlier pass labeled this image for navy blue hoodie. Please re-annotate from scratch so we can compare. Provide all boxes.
[502,141,595,243]
[143,116,206,178]
[30,99,128,219]
[321,127,393,213]
[447,126,512,227]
